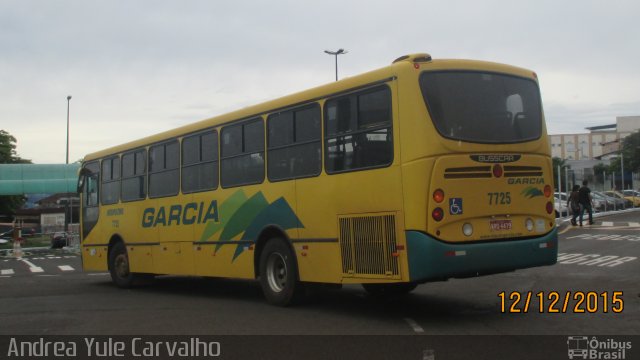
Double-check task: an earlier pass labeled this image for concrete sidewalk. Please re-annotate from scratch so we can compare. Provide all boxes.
[555,207,640,233]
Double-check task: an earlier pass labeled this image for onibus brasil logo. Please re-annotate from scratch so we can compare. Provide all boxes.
[567,336,632,359]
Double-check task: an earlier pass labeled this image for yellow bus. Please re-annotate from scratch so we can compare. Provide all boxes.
[78,53,557,306]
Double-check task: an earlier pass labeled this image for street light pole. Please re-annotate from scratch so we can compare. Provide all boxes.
[324,49,347,81]
[66,95,72,164]
[65,95,72,235]
[620,152,625,191]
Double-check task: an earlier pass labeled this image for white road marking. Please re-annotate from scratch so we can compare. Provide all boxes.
[404,318,424,333]
[58,265,74,271]
[629,222,640,227]
[557,253,637,267]
[19,259,44,273]
[601,221,614,227]
[1,269,14,275]
[566,234,640,241]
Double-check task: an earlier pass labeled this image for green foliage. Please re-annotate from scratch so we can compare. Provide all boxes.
[621,130,640,172]
[552,157,569,192]
[0,130,32,217]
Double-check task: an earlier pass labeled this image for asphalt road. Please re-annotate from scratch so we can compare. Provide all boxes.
[0,211,638,338]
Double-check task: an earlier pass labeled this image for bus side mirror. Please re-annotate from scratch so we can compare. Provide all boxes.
[77,176,85,194]
[77,168,91,193]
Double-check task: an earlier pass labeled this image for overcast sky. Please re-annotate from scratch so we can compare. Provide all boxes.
[2,0,639,164]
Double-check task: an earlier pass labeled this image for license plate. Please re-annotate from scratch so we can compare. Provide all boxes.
[490,219,512,231]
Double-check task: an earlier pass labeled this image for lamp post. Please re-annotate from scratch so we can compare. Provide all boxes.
[66,95,72,164]
[324,49,347,81]
[65,95,72,234]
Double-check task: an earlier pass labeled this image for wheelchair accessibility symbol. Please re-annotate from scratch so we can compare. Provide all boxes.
[449,198,463,215]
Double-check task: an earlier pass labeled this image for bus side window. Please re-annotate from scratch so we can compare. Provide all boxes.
[122,149,147,201]
[325,85,393,173]
[267,104,321,181]
[182,130,218,193]
[221,118,265,188]
[81,161,100,207]
[101,156,120,205]
[149,140,180,198]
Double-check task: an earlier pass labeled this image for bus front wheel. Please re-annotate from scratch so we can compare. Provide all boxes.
[108,242,151,288]
[259,239,304,306]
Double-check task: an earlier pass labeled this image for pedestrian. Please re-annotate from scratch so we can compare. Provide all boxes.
[567,184,581,226]
[578,180,594,226]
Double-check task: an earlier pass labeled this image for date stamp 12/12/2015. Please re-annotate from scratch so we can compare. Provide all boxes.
[498,291,624,314]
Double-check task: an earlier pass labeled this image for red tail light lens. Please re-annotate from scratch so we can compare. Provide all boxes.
[433,189,445,203]
[432,208,444,222]
[492,164,503,178]
[544,185,552,197]
[546,202,554,214]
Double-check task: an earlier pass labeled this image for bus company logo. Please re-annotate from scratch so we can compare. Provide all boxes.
[142,201,219,228]
[141,190,303,262]
[470,154,521,163]
[567,336,632,359]
[521,186,544,199]
[507,177,544,185]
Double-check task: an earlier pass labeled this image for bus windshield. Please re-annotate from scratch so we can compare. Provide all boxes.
[420,71,543,144]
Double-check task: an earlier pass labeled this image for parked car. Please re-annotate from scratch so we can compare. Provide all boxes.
[553,193,568,217]
[603,191,635,208]
[619,190,640,207]
[595,191,627,210]
[51,232,68,249]
[591,192,614,211]
[0,229,13,244]
[622,190,640,197]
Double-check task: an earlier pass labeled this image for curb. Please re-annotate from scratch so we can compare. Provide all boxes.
[555,207,640,233]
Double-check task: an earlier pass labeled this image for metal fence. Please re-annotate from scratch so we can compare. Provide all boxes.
[557,169,639,215]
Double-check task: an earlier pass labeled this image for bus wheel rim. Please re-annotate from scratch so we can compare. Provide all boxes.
[115,254,129,278]
[266,253,287,293]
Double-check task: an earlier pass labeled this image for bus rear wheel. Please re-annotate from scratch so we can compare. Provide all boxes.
[259,239,304,306]
[362,282,418,296]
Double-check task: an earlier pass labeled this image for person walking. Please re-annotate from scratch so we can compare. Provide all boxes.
[578,180,594,226]
[567,184,581,226]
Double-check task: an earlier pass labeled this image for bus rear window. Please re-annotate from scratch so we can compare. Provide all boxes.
[420,71,543,144]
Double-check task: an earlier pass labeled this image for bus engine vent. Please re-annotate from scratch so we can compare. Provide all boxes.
[338,214,400,279]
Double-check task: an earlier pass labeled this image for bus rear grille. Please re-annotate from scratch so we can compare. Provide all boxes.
[444,166,491,179]
[339,214,400,279]
[504,165,543,177]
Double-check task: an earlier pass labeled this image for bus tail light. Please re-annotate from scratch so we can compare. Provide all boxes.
[433,189,445,203]
[492,164,503,178]
[462,223,473,236]
[432,208,444,222]
[544,185,552,197]
[545,202,554,214]
[525,218,534,232]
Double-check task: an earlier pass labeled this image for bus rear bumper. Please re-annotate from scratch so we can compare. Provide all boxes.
[405,229,558,283]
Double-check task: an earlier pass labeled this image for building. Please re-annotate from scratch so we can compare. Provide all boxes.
[13,192,79,234]
[549,116,640,160]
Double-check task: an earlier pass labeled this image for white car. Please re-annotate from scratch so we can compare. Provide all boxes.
[554,193,568,218]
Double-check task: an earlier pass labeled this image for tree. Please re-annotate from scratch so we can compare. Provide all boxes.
[0,130,32,217]
[621,130,640,172]
[552,157,570,192]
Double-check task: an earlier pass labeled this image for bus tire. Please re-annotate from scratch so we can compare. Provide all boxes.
[362,282,418,296]
[259,238,304,306]
[108,242,151,288]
